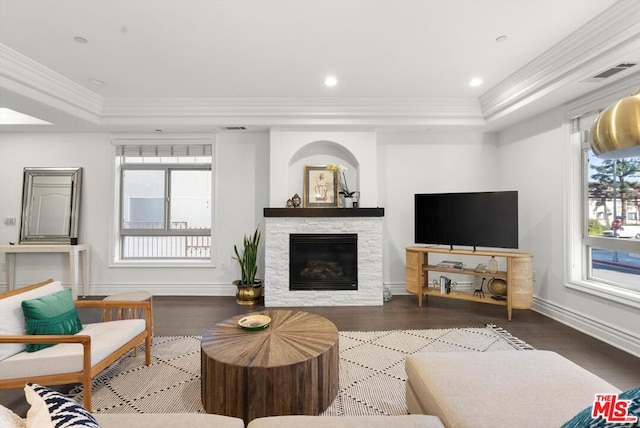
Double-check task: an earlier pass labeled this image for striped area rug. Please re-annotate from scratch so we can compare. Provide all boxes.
[71,324,533,416]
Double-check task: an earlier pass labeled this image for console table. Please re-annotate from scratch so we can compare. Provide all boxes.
[406,246,533,321]
[0,244,90,298]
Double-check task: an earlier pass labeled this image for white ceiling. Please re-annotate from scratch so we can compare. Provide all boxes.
[1,0,639,133]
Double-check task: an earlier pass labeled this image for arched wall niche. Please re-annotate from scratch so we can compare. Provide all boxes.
[268,130,378,208]
[288,140,359,204]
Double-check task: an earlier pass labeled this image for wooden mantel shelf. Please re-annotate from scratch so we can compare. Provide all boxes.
[263,208,384,217]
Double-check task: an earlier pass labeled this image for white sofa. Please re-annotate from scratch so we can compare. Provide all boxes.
[405,350,621,428]
[0,279,153,411]
[93,413,445,428]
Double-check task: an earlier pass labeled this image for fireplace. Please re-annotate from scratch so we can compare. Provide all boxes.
[264,209,384,307]
[289,233,357,291]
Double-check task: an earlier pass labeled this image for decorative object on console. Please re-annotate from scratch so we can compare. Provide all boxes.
[437,260,464,270]
[473,277,486,298]
[232,226,263,305]
[488,277,508,299]
[474,263,487,273]
[488,256,498,273]
[286,198,293,207]
[304,165,339,208]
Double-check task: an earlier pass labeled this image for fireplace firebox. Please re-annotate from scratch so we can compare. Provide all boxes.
[289,233,357,290]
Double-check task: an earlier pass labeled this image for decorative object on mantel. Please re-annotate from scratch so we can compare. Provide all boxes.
[232,226,263,305]
[286,198,293,208]
[326,164,359,208]
[291,193,301,208]
[303,165,339,208]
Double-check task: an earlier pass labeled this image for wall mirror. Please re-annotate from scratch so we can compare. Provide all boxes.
[19,167,83,244]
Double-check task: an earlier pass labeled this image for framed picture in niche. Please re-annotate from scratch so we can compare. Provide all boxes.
[303,165,339,208]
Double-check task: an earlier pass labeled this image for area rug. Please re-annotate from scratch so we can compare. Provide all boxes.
[71,324,533,416]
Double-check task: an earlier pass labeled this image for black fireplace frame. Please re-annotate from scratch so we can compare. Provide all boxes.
[289,233,358,291]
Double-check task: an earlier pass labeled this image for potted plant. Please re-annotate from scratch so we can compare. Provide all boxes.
[233,227,263,305]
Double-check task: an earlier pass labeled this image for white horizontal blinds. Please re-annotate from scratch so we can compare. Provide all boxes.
[116,144,212,160]
[571,110,602,149]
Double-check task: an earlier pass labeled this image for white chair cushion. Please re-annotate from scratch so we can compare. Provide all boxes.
[0,404,25,428]
[0,319,146,380]
[0,281,64,361]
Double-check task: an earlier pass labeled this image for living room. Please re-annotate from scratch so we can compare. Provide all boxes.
[0,1,639,425]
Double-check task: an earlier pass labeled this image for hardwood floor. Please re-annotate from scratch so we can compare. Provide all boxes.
[152,294,640,391]
[2,294,639,416]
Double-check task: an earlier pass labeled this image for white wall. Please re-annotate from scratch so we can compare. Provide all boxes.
[498,107,640,356]
[0,131,269,295]
[377,131,502,288]
[2,123,637,355]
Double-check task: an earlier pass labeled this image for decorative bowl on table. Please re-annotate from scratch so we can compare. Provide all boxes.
[238,314,271,331]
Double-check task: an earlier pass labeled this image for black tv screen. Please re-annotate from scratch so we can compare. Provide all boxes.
[414,191,518,249]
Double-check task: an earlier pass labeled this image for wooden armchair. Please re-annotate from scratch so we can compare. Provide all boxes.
[0,279,153,411]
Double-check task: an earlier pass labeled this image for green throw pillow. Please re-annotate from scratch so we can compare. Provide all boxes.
[21,288,83,352]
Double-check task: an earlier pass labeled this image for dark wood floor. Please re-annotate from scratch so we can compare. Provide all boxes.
[2,294,639,415]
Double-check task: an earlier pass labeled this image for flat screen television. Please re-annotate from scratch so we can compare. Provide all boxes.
[414,191,518,249]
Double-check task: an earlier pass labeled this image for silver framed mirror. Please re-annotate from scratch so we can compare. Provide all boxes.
[19,167,83,244]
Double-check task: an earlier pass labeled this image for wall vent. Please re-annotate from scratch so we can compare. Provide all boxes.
[583,63,637,82]
[224,126,246,130]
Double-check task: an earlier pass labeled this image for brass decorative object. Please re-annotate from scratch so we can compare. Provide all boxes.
[590,88,640,159]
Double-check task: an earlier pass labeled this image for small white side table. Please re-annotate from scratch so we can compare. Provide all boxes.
[0,244,91,298]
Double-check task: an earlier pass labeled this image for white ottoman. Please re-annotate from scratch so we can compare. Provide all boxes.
[405,350,620,428]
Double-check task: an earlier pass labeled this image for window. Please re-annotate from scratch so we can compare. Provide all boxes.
[571,113,640,298]
[115,144,212,261]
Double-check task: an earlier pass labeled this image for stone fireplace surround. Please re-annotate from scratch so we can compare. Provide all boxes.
[264,208,384,307]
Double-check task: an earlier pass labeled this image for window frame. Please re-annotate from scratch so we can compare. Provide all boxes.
[120,163,212,238]
[109,136,215,267]
[564,85,640,308]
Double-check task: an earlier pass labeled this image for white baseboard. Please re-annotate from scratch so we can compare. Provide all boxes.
[532,296,640,358]
[89,283,237,296]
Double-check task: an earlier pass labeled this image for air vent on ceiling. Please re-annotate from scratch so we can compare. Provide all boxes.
[224,126,246,130]
[583,63,637,82]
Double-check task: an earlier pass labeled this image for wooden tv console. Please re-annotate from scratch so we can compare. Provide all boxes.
[406,246,533,321]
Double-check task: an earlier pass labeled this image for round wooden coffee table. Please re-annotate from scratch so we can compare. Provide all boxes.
[201,309,339,423]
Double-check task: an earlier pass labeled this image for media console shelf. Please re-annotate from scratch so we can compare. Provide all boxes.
[406,246,533,321]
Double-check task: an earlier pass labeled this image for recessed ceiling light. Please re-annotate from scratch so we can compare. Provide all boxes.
[495,35,508,43]
[324,76,338,87]
[74,36,88,44]
[88,78,105,86]
[469,77,483,87]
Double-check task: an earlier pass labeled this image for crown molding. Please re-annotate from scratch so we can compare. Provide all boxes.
[480,0,640,123]
[99,97,486,128]
[0,43,104,122]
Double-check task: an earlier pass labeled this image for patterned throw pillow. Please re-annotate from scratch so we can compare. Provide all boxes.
[24,383,99,428]
[561,387,640,428]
